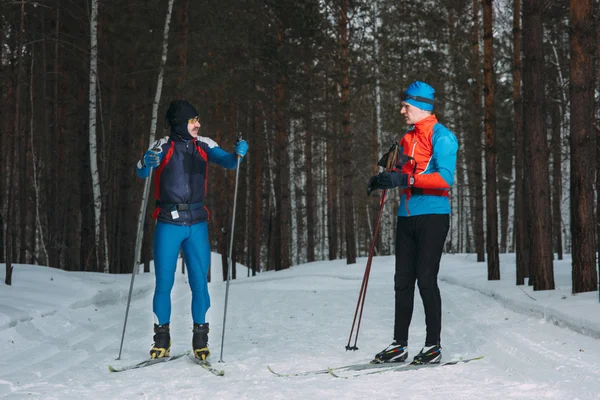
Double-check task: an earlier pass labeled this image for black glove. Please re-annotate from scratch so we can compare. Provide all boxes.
[367,175,379,196]
[378,171,408,188]
[367,172,409,196]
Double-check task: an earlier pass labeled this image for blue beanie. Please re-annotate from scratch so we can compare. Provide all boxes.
[402,81,435,111]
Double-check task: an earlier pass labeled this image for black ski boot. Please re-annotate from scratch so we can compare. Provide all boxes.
[411,345,442,365]
[150,323,171,359]
[372,341,408,363]
[193,323,210,360]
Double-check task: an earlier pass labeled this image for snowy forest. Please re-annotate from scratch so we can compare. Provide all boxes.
[1,0,599,294]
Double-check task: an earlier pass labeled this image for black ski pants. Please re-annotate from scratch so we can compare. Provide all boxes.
[393,214,450,347]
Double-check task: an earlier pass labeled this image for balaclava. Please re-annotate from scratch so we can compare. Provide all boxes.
[165,100,200,141]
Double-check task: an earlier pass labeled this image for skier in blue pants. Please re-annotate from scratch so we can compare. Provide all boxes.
[136,100,248,360]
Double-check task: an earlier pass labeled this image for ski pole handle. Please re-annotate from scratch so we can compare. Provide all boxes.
[385,143,399,171]
[235,132,244,159]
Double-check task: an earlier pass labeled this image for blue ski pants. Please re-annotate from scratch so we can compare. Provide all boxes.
[153,221,211,325]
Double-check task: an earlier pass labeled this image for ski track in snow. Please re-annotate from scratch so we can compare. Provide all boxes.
[1,276,189,391]
[2,259,600,399]
[441,282,599,398]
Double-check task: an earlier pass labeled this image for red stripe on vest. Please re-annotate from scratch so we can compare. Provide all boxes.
[193,140,209,197]
[403,188,450,197]
[194,140,208,161]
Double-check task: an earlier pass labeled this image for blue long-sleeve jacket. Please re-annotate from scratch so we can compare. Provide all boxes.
[136,134,239,225]
[397,115,458,216]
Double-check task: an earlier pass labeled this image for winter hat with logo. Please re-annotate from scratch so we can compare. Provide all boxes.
[402,81,435,111]
[165,100,200,140]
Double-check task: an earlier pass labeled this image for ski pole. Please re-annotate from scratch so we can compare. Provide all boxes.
[219,132,243,363]
[117,164,154,360]
[346,142,399,351]
[346,189,387,350]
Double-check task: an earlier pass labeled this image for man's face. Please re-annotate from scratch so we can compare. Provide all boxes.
[187,117,201,137]
[400,101,426,125]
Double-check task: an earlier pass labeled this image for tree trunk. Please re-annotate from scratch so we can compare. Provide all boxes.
[371,108,381,255]
[513,0,528,284]
[303,50,315,263]
[550,100,563,261]
[11,0,24,265]
[274,21,290,270]
[48,0,63,269]
[0,212,4,264]
[596,5,600,302]
[338,0,356,264]
[483,0,499,280]
[0,15,7,266]
[89,0,106,272]
[264,109,278,271]
[5,124,17,283]
[5,259,12,286]
[470,0,485,262]
[6,112,18,282]
[448,4,468,254]
[569,0,597,294]
[252,101,263,275]
[522,0,554,291]
[219,226,228,280]
[326,138,338,260]
[29,46,49,265]
[372,0,389,254]
[325,63,338,260]
[289,121,298,265]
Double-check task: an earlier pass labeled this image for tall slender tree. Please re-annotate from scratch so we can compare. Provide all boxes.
[6,0,27,284]
[483,0,500,280]
[88,0,107,272]
[548,62,563,261]
[596,0,600,301]
[337,0,357,264]
[545,3,569,263]
[569,0,597,294]
[30,47,49,266]
[522,0,555,290]
[274,13,291,270]
[469,0,485,261]
[514,0,531,285]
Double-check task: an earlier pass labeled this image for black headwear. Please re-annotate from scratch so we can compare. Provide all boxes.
[165,100,200,140]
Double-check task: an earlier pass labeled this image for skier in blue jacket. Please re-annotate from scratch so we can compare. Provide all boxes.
[368,81,458,365]
[136,100,248,360]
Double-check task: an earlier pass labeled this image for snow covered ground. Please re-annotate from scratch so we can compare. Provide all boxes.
[1,253,600,399]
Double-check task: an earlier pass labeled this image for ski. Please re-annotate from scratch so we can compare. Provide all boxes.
[267,361,401,377]
[327,362,413,378]
[189,356,225,376]
[108,352,190,373]
[267,365,330,377]
[329,356,485,379]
